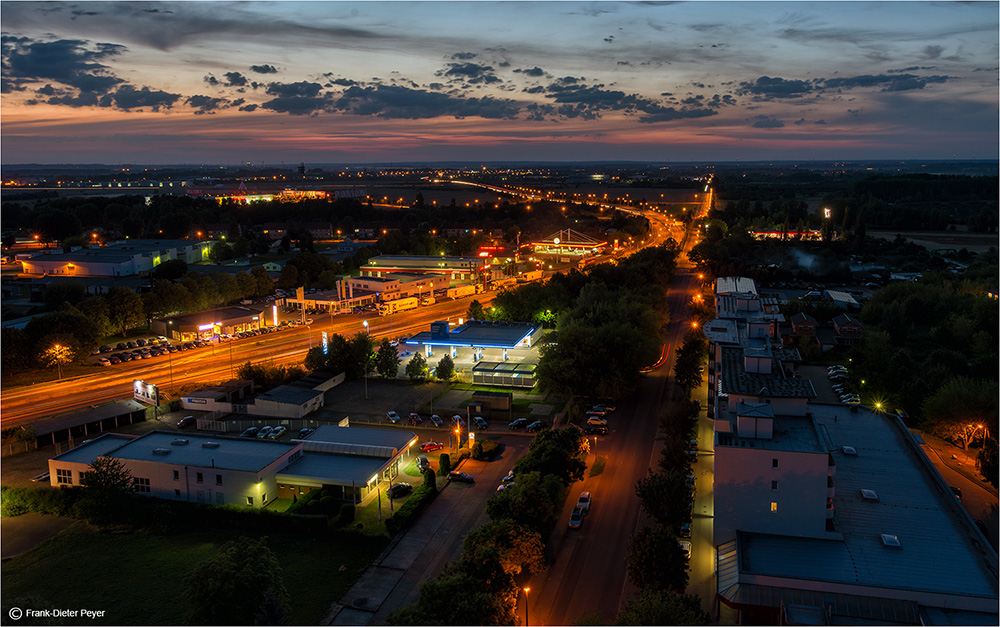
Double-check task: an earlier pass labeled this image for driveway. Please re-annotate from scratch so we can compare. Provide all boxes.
[1,513,78,559]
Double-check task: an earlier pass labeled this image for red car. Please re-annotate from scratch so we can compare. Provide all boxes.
[408,412,423,425]
[420,441,444,452]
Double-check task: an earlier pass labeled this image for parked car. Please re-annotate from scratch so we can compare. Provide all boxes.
[408,412,423,425]
[496,483,515,492]
[951,486,963,501]
[269,426,287,439]
[177,416,197,429]
[416,455,431,472]
[583,425,609,435]
[136,338,147,346]
[240,426,260,438]
[526,421,549,432]
[99,345,113,353]
[587,407,606,416]
[568,506,585,529]
[386,411,401,423]
[387,483,412,499]
[97,357,111,366]
[679,523,692,538]
[447,471,475,483]
[297,428,315,439]
[502,470,515,483]
[592,403,615,413]
[451,415,465,427]
[420,441,444,452]
[109,356,121,364]
[430,414,444,427]
[577,491,592,512]
[473,416,489,430]
[586,415,608,427]
[256,426,273,438]
[508,418,528,430]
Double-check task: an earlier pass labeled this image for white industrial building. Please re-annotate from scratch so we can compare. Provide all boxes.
[20,239,213,277]
[705,277,998,624]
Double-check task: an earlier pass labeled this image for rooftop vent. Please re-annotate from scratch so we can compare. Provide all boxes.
[152,448,171,455]
[842,446,858,456]
[861,489,879,502]
[201,442,221,449]
[880,534,902,548]
[171,438,189,446]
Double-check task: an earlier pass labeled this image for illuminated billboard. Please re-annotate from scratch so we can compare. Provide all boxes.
[133,379,160,406]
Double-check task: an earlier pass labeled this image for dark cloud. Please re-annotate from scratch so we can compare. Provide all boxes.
[260,95,331,115]
[143,8,173,14]
[238,103,258,112]
[514,66,546,77]
[333,84,518,119]
[794,117,806,125]
[637,106,717,123]
[2,38,126,96]
[822,73,949,92]
[922,45,944,59]
[250,64,278,74]
[738,76,814,98]
[888,66,935,73]
[450,52,477,60]
[751,116,785,128]
[323,76,357,87]
[604,35,615,43]
[204,75,220,86]
[265,81,324,98]
[71,10,100,18]
[436,62,501,85]
[814,119,827,124]
[99,85,181,111]
[224,71,247,87]
[186,94,228,114]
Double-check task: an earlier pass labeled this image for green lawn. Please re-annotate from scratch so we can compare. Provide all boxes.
[589,455,607,477]
[1,522,387,625]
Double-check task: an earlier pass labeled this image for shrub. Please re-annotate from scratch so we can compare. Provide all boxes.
[455,447,471,462]
[337,502,356,526]
[438,453,452,476]
[423,469,438,491]
[472,439,502,461]
[1,485,80,518]
[385,483,438,534]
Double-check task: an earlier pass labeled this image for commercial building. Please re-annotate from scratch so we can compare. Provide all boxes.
[47,424,421,507]
[360,255,488,282]
[20,239,213,277]
[406,320,542,375]
[49,430,302,508]
[151,306,267,341]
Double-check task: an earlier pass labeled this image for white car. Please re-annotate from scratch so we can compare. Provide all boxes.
[577,491,592,513]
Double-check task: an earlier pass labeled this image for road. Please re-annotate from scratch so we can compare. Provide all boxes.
[0,293,496,427]
[518,195,708,624]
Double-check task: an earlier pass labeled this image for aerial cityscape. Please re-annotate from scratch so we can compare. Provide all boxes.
[1,2,997,627]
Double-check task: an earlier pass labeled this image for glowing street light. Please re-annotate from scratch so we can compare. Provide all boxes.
[523,587,531,627]
[362,320,370,400]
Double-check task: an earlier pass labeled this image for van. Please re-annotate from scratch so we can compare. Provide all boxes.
[586,415,608,427]
[416,455,430,472]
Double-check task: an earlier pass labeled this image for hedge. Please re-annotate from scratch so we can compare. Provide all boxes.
[385,482,439,534]
[471,439,502,461]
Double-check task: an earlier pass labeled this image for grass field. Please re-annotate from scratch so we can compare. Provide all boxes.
[1,522,387,625]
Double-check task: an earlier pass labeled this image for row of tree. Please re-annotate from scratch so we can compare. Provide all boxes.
[388,427,587,625]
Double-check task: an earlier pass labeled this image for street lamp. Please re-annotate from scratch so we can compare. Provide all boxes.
[523,587,530,627]
[363,320,369,400]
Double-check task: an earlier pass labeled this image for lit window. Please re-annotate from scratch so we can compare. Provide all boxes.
[770,502,778,512]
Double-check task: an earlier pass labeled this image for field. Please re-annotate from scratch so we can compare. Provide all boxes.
[869,229,998,254]
[1,522,387,625]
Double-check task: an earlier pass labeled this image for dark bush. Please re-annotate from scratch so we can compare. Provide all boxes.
[385,483,438,534]
[438,453,452,476]
[338,502,356,525]
[472,439,502,461]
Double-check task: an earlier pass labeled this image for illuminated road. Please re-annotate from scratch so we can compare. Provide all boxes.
[0,293,495,426]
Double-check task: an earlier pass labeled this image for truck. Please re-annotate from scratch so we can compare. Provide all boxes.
[517,270,543,283]
[447,285,478,299]
[377,297,419,316]
[421,296,436,306]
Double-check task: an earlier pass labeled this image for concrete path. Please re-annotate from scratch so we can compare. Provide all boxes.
[1,513,78,560]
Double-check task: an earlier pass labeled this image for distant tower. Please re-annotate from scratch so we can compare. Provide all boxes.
[297,162,306,176]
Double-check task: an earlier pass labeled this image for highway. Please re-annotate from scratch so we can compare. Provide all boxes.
[0,293,496,427]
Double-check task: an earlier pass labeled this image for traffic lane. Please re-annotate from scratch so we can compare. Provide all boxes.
[920,442,996,525]
[530,364,672,625]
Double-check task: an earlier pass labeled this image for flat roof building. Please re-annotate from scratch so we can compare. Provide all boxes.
[151,306,266,341]
[20,240,213,277]
[361,255,488,282]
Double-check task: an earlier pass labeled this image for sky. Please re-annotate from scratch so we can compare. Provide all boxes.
[1,1,998,165]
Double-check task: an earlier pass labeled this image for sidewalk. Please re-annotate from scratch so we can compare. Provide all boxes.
[914,430,997,497]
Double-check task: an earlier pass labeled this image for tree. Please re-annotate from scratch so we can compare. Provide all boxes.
[40,342,75,379]
[635,469,693,529]
[514,427,588,485]
[436,354,455,380]
[105,286,146,337]
[921,377,998,448]
[485,471,564,537]
[375,338,401,379]
[80,456,134,500]
[405,352,428,381]
[625,526,689,592]
[614,589,710,625]
[466,299,486,321]
[976,438,998,488]
[462,519,545,577]
[186,536,291,626]
[3,327,33,373]
[438,453,452,476]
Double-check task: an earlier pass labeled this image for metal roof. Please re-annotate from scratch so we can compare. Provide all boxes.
[716,276,759,295]
[49,433,139,464]
[33,400,147,437]
[276,452,389,488]
[408,321,539,349]
[255,385,323,406]
[731,404,998,604]
[720,345,816,399]
[300,425,415,458]
[102,430,298,472]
